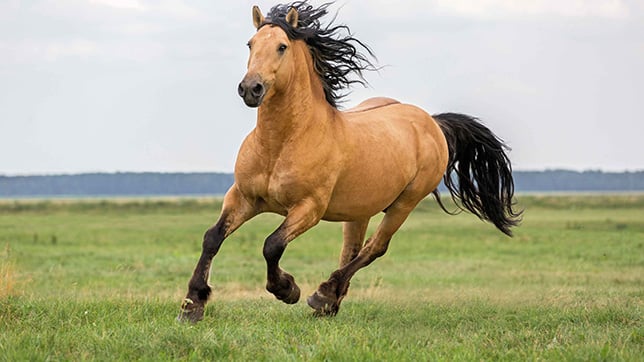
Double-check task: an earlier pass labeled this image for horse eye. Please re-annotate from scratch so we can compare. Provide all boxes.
[278,44,287,54]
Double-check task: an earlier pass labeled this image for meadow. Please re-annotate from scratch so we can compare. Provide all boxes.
[0,195,642,360]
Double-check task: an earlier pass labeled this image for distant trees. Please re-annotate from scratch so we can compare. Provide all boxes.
[0,170,642,197]
[0,172,234,197]
[512,170,644,192]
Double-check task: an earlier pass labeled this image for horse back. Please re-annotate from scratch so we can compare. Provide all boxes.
[344,97,400,113]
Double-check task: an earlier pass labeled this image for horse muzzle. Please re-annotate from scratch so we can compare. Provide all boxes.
[238,76,266,108]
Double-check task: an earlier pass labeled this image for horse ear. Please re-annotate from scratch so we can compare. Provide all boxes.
[252,5,265,29]
[286,7,299,28]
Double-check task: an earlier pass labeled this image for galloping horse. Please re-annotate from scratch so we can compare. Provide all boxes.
[178,1,521,322]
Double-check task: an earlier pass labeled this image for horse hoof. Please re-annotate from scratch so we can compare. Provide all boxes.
[307,291,339,316]
[273,282,300,304]
[284,283,301,304]
[177,298,204,323]
[267,274,301,304]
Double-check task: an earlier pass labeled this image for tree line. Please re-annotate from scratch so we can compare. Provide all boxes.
[0,172,234,197]
[1,170,643,197]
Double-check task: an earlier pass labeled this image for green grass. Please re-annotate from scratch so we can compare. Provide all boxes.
[1,195,642,360]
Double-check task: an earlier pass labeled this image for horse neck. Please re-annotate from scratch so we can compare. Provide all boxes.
[255,43,332,150]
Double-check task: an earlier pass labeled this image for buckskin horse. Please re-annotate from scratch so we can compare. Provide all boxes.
[178,1,521,322]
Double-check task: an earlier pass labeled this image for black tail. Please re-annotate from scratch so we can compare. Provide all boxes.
[432,113,522,236]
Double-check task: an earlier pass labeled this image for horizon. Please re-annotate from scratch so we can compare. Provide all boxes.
[3,170,643,198]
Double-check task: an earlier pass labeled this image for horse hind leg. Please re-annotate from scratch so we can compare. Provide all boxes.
[340,219,369,267]
[307,200,417,316]
[334,219,370,303]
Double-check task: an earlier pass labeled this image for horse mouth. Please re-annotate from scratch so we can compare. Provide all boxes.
[242,94,264,108]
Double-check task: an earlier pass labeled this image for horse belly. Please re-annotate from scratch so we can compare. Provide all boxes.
[323,180,408,221]
[323,143,418,221]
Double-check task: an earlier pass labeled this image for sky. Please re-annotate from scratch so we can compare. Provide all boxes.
[1,0,643,175]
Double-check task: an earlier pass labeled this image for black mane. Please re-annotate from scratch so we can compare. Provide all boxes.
[261,1,377,108]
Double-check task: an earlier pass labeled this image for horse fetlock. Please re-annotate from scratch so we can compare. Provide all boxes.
[196,285,212,301]
[339,281,351,299]
[318,277,343,298]
[187,279,212,301]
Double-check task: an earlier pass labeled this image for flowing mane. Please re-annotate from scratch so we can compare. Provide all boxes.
[260,1,377,108]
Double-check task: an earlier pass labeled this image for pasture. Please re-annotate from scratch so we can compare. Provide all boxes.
[0,195,642,360]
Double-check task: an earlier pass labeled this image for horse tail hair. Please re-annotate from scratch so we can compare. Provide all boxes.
[432,113,522,236]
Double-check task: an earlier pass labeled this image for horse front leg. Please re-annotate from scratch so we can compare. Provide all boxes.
[178,186,256,323]
[263,200,324,304]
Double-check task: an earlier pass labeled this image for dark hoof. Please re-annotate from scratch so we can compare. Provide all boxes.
[268,281,301,304]
[280,282,301,304]
[267,274,301,304]
[307,291,339,316]
[177,298,205,323]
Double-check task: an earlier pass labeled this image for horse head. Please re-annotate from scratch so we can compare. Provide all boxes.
[238,6,300,108]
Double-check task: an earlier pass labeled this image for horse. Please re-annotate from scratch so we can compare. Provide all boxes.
[178,1,521,322]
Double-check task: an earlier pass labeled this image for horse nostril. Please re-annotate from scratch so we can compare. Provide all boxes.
[251,83,264,97]
[237,83,246,97]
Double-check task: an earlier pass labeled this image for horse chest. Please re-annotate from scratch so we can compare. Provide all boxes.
[236,157,312,212]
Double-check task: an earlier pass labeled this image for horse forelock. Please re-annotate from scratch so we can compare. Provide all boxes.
[261,1,377,108]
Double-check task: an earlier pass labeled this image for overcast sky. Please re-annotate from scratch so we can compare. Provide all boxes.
[1,0,643,175]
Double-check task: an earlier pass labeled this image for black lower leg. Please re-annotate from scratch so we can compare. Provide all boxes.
[179,218,228,322]
[192,220,228,295]
[307,249,380,316]
[263,229,300,304]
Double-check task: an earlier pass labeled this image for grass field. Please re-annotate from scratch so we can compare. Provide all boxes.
[1,195,642,360]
